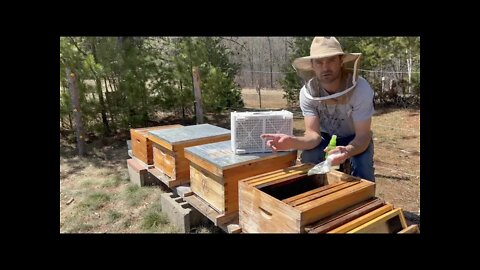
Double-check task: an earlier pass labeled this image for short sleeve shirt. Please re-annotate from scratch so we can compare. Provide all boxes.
[299,76,374,138]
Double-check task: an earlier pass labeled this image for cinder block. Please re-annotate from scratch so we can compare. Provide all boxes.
[160,192,207,233]
[174,185,193,198]
[127,158,159,187]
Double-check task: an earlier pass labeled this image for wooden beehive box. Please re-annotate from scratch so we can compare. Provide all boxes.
[304,197,387,233]
[238,163,376,233]
[184,140,298,218]
[304,197,418,234]
[148,124,231,186]
[130,125,183,165]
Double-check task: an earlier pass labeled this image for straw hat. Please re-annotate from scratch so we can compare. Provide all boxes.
[293,37,362,101]
[292,37,361,71]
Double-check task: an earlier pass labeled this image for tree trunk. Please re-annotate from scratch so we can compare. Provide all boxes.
[91,40,111,136]
[180,80,186,121]
[94,78,110,135]
[66,68,86,156]
[109,76,118,93]
[192,67,204,124]
[247,43,255,87]
[256,82,262,108]
[68,112,73,130]
[407,49,412,95]
[117,37,135,127]
[249,54,255,88]
[61,85,69,129]
[103,77,116,129]
[268,37,273,89]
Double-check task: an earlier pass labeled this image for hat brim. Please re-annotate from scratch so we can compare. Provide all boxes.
[292,53,361,71]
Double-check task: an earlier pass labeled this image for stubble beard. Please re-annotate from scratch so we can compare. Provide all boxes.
[319,69,341,85]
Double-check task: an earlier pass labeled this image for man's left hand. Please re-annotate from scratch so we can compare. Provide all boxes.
[325,146,350,166]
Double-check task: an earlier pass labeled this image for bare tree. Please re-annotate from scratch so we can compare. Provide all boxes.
[224,37,292,89]
[192,67,204,124]
[267,37,273,89]
[66,68,86,156]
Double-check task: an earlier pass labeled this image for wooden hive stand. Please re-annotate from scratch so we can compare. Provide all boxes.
[147,124,231,188]
[238,164,376,233]
[183,140,297,228]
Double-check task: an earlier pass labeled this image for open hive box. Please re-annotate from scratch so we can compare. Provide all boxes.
[238,164,376,233]
[147,124,231,187]
[184,140,297,221]
[130,125,183,166]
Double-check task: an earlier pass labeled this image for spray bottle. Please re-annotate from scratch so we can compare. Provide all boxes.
[307,135,342,176]
[325,135,340,170]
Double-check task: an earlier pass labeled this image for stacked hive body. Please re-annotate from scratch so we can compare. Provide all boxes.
[130,125,183,166]
[238,164,376,233]
[147,124,231,187]
[184,140,298,222]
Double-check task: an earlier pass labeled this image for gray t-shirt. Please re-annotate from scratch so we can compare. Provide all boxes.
[299,76,374,138]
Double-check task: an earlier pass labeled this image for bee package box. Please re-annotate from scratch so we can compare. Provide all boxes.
[231,110,293,154]
[130,125,183,165]
[184,140,297,220]
[238,164,376,233]
[147,124,231,187]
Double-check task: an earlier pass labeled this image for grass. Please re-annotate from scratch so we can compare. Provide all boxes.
[107,209,123,223]
[123,217,134,229]
[79,192,111,211]
[141,203,173,232]
[123,184,149,207]
[102,175,125,188]
[80,179,94,188]
[70,223,95,232]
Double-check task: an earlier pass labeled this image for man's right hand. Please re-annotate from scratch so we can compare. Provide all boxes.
[260,133,294,151]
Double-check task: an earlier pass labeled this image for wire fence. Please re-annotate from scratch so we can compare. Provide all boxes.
[236,68,420,108]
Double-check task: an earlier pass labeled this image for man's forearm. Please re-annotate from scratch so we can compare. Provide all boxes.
[292,132,321,150]
[345,132,371,158]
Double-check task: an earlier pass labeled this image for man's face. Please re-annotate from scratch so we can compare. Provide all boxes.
[312,55,343,84]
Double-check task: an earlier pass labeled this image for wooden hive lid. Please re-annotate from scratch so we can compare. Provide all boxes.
[148,124,230,147]
[131,124,183,136]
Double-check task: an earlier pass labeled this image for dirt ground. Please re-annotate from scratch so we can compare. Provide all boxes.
[60,88,420,233]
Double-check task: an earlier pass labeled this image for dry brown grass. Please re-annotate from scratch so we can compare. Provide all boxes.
[60,142,177,233]
[242,88,288,109]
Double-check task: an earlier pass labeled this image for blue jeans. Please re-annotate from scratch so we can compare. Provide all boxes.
[300,133,375,182]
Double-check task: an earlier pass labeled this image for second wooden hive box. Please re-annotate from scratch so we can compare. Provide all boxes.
[147,124,231,186]
[184,140,298,217]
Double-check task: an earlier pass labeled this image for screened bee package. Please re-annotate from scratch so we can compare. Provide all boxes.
[231,110,293,154]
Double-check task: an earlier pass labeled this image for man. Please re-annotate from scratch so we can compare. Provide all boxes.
[261,37,375,181]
